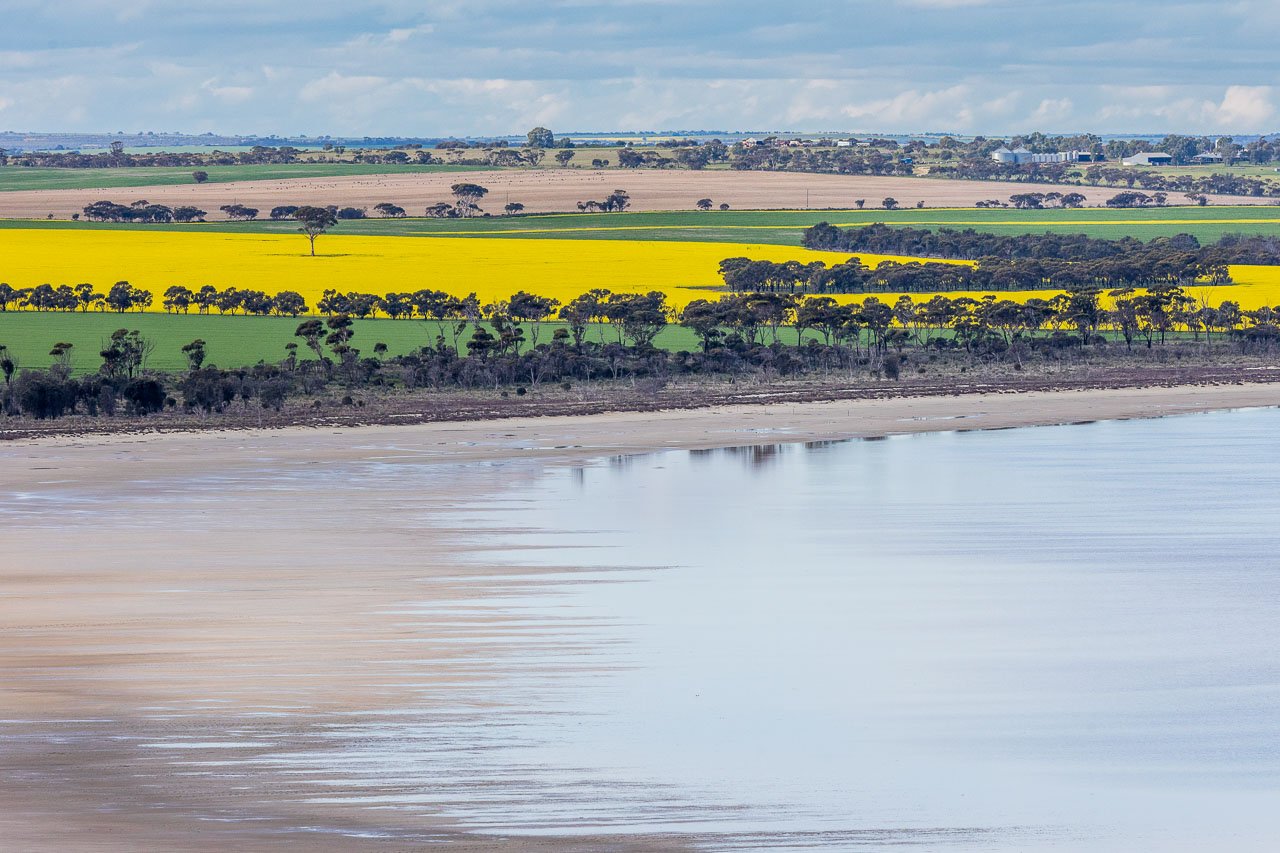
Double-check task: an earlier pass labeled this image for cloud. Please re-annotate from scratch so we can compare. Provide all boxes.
[839,87,977,129]
[1030,98,1073,124]
[1096,85,1276,132]
[0,0,1275,134]
[202,79,254,104]
[386,24,434,43]
[1215,85,1275,128]
[896,0,997,6]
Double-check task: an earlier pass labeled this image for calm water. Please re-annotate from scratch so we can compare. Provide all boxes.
[266,408,1280,849]
[6,409,1280,850]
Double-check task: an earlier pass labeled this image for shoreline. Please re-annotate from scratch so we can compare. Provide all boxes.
[5,382,1279,488]
[5,364,1280,444]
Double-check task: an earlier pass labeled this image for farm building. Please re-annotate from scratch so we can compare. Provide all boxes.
[992,148,1094,165]
[991,147,1032,164]
[1191,152,1224,163]
[1122,152,1174,166]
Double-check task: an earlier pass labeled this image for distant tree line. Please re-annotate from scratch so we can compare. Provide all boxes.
[81,200,208,222]
[0,281,310,316]
[680,287,1271,355]
[730,147,914,176]
[1,145,440,169]
[81,199,415,224]
[803,222,1280,266]
[719,254,1225,295]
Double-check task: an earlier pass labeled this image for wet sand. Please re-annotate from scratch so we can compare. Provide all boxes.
[7,382,1280,487]
[2,383,1279,850]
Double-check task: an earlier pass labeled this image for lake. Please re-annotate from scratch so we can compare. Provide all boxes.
[3,408,1280,850]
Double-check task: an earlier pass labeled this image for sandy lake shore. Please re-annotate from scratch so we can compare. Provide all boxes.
[2,382,1279,851]
[6,381,1280,484]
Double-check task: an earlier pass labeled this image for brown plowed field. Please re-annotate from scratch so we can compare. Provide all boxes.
[0,169,1268,219]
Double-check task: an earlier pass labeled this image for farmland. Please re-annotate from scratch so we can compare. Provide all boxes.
[7,203,1280,244]
[0,168,1273,220]
[3,205,1280,371]
[0,227,889,309]
[0,312,706,372]
[0,163,484,192]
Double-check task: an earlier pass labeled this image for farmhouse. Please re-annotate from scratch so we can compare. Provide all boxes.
[1191,152,1225,163]
[1122,152,1174,166]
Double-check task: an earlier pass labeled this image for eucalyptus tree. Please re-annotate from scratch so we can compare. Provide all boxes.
[295,205,338,256]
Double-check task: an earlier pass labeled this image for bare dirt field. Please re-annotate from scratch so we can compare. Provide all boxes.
[0,169,1270,219]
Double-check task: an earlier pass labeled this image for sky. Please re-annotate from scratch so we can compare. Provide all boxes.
[0,0,1275,137]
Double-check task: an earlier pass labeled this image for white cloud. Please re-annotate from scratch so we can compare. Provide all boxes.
[1030,97,1073,124]
[1097,85,1275,132]
[298,72,388,103]
[386,23,434,43]
[896,0,997,7]
[839,86,976,128]
[1215,85,1274,128]
[202,79,254,104]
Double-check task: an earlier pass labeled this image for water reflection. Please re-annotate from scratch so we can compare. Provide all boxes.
[440,408,1280,849]
[689,443,789,469]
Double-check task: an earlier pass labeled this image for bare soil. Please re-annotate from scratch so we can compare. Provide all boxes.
[0,169,1270,220]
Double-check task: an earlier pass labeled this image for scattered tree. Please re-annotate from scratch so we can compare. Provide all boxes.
[294,205,339,256]
[527,127,555,148]
[450,183,489,217]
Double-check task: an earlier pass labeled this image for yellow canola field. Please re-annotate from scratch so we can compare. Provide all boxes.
[0,228,933,311]
[815,266,1280,310]
[2,228,1279,312]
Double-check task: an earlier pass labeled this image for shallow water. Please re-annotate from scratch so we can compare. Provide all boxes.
[5,410,1280,850]
[400,409,1280,848]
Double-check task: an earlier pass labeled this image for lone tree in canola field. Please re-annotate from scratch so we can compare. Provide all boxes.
[295,206,338,257]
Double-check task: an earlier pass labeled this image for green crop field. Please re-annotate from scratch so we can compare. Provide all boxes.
[1135,164,1280,180]
[0,312,708,373]
[0,163,486,192]
[4,204,1280,245]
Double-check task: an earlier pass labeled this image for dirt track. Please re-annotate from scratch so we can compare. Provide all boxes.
[0,169,1269,219]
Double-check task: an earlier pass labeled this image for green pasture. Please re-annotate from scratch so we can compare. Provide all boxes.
[1134,164,1280,180]
[0,312,708,373]
[0,163,485,192]
[3,205,1279,246]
